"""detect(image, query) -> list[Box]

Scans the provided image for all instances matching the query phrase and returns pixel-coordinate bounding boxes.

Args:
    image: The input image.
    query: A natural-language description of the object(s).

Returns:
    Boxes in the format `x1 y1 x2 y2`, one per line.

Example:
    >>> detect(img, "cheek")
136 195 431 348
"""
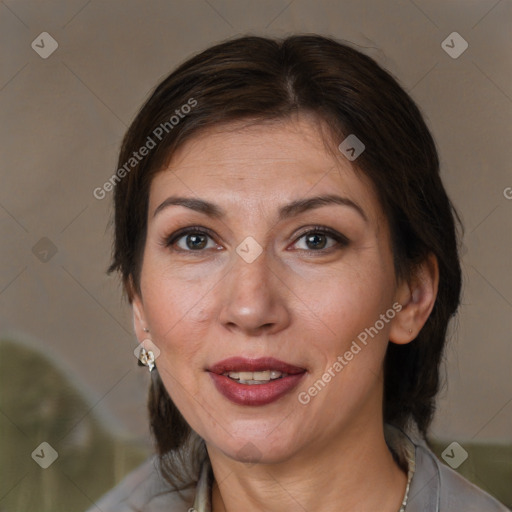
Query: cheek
141 278 206 410
291 261 396 404
293 257 394 337
139 268 208 369
295 269 393 420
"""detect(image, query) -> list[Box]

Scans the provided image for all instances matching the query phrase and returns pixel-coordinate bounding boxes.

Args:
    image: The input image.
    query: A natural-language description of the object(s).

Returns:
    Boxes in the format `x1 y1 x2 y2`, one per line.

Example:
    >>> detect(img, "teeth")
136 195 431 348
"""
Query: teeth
252 371 271 381
224 370 287 383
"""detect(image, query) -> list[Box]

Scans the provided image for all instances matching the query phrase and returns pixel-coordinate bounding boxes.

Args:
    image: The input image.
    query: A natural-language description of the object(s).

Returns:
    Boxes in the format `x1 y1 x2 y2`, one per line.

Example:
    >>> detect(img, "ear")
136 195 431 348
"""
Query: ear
389 253 439 345
129 277 149 342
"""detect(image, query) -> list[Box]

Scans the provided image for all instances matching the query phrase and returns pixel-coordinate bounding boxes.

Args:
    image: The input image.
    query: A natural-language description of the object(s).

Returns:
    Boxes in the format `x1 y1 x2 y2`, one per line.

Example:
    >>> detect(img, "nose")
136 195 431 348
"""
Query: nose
217 247 291 337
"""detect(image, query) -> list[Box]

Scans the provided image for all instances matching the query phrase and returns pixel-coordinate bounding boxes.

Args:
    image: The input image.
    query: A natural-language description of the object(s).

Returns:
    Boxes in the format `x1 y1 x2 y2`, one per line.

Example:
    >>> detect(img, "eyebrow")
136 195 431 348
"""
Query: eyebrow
153 194 368 223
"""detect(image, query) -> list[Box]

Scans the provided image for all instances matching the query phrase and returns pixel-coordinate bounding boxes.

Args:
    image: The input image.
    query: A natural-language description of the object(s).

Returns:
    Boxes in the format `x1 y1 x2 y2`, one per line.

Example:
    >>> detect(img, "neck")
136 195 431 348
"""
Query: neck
208 419 408 512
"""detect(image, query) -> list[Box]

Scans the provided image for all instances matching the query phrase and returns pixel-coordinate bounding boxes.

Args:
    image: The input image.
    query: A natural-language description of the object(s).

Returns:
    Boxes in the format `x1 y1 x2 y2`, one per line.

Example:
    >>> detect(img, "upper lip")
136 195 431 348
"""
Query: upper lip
208 357 306 375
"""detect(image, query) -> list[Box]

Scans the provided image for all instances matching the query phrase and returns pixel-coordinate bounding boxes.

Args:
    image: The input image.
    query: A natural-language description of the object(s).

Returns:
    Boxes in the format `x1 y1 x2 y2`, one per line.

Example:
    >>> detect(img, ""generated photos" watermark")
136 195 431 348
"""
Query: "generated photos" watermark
298 302 403 405
93 97 197 200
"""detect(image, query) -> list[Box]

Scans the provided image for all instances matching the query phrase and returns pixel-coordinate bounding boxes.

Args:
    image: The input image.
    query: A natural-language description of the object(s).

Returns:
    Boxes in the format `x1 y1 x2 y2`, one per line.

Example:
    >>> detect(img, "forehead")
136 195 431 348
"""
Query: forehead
148 116 383 226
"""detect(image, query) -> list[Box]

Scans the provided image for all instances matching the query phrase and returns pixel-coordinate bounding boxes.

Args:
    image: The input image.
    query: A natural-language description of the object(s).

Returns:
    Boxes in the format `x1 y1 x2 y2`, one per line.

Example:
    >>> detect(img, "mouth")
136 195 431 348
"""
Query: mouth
222 369 289 385
207 357 307 405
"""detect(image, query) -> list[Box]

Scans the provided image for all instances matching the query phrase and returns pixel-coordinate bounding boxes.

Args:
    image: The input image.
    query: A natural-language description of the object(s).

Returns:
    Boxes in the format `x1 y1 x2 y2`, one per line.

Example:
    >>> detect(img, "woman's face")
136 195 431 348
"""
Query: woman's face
133 114 408 464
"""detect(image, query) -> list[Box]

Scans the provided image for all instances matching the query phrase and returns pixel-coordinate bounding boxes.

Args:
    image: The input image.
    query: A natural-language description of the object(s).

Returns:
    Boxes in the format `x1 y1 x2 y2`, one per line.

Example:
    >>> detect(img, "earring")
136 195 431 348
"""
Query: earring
143 327 150 333
138 345 156 372
408 329 413 334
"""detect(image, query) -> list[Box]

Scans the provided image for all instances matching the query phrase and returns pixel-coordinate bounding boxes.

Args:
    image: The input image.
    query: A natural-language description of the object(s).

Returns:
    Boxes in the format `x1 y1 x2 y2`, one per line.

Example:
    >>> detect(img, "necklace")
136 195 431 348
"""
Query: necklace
397 455 414 512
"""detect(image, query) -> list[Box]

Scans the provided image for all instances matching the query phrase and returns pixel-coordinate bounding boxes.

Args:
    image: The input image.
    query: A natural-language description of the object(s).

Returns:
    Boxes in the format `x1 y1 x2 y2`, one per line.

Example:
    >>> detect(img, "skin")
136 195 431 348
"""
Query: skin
131 113 439 512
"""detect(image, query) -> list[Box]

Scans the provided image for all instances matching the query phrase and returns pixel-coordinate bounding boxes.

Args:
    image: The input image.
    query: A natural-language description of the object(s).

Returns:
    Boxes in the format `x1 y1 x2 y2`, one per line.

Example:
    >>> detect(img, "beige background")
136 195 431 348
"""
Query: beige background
1 0 511 460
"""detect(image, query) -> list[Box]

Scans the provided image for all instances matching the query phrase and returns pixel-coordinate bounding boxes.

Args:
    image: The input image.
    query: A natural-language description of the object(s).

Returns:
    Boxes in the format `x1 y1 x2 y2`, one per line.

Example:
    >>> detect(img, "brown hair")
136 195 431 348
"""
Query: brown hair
107 34 462 486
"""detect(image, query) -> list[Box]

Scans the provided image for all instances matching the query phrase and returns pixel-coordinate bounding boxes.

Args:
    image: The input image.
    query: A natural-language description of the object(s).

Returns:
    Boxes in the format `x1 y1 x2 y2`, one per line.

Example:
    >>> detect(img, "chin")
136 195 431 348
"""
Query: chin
212 432 301 466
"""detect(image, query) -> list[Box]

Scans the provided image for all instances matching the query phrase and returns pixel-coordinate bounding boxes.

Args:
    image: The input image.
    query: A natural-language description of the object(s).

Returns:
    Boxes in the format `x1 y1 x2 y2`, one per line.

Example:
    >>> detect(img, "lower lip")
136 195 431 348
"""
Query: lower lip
208 372 306 406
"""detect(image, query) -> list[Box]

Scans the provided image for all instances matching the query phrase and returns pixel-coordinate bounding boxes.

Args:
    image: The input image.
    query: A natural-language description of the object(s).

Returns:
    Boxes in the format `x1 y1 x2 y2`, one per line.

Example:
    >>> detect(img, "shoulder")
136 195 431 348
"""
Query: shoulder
410 441 510 511
434 452 511 512
84 456 195 512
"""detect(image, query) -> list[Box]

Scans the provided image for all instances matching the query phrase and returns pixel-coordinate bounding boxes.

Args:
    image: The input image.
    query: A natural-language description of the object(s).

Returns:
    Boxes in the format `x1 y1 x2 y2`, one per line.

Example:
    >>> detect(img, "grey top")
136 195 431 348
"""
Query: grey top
86 425 510 512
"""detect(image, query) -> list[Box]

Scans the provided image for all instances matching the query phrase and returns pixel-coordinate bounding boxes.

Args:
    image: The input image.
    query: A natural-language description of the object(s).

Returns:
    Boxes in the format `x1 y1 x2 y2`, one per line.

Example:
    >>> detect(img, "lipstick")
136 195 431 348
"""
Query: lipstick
207 357 306 406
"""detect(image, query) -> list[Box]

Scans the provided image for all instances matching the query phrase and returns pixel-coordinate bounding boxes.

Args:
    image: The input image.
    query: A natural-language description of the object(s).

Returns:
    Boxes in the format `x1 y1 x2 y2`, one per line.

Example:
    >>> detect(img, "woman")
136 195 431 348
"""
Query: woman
88 35 509 511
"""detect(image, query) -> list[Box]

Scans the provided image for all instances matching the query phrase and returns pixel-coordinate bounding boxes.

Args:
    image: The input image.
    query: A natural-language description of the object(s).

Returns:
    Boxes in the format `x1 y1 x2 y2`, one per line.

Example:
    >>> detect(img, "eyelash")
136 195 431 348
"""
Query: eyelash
162 225 350 254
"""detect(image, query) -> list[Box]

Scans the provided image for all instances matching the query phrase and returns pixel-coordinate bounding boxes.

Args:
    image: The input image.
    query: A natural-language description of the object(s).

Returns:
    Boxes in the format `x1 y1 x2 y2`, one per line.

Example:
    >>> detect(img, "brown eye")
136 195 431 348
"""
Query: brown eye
303 232 329 250
292 227 349 252
165 227 218 252
181 233 209 250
